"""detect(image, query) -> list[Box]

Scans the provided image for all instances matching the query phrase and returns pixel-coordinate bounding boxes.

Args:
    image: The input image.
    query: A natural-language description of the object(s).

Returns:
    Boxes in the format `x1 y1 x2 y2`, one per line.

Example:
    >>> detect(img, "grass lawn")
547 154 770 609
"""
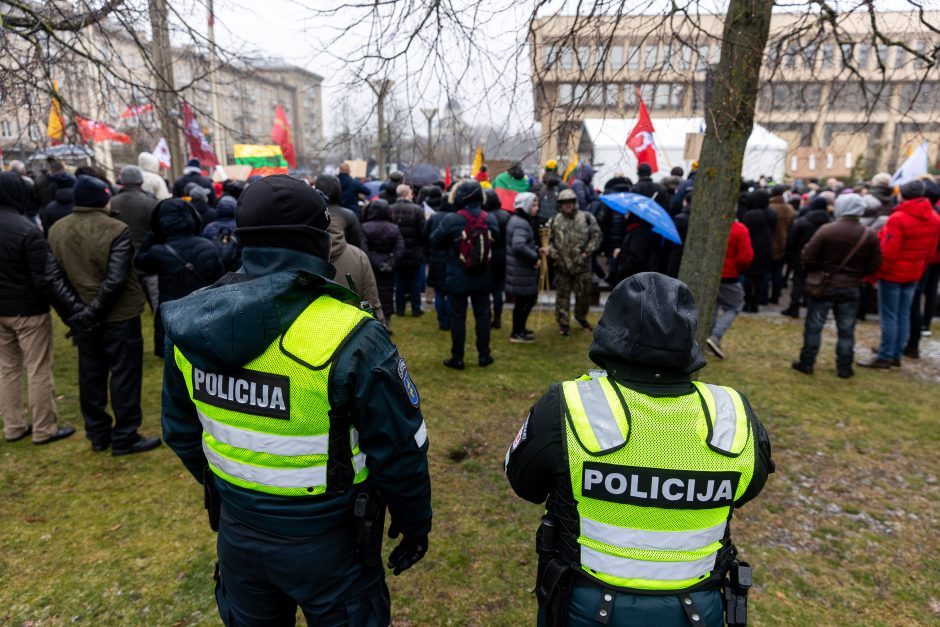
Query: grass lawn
1 306 939 626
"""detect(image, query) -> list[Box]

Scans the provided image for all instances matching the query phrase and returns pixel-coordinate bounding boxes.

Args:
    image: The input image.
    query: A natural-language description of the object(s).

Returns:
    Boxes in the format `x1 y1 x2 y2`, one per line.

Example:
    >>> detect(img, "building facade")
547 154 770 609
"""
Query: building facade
530 11 940 178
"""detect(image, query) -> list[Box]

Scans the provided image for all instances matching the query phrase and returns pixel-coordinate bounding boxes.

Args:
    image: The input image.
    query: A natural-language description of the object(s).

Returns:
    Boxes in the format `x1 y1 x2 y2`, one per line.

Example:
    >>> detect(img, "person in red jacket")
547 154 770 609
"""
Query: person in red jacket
705 220 754 359
859 179 940 369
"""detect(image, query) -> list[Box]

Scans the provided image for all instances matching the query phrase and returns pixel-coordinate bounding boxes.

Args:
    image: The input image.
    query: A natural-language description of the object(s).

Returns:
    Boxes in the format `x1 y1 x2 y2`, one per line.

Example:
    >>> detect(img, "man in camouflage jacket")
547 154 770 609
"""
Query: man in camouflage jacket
546 189 601 335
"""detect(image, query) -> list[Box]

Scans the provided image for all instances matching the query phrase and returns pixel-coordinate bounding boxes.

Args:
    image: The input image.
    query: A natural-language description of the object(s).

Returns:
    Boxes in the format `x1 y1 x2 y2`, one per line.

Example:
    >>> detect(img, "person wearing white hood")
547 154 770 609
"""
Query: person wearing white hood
136 152 171 201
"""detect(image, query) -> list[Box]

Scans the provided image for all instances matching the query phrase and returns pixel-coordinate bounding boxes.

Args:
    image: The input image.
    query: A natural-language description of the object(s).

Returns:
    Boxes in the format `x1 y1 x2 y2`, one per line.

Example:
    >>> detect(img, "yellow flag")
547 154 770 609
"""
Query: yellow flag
471 145 483 177
47 81 64 144
562 151 579 183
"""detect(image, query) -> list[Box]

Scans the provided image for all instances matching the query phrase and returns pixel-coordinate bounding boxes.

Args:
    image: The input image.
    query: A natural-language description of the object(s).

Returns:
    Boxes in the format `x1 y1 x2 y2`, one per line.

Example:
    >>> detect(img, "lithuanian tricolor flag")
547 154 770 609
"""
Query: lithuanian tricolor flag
233 144 289 176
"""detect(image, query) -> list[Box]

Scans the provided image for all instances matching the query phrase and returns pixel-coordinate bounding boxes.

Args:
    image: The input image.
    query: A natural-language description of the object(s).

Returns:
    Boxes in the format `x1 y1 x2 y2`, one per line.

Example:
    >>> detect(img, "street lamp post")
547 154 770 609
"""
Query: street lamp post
421 108 437 162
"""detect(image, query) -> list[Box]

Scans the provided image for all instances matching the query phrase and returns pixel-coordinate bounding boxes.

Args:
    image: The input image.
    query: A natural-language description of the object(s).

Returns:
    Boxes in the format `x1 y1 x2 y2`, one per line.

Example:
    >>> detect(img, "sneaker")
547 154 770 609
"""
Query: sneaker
705 336 725 360
922 328 932 337
509 333 528 343
522 332 536 342
790 360 813 375
575 318 594 331
857 358 893 369
559 325 570 336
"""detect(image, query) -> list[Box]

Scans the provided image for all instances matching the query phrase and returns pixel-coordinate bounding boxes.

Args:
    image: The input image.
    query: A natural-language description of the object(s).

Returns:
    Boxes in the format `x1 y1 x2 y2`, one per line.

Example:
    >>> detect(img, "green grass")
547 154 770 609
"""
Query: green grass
1 308 939 625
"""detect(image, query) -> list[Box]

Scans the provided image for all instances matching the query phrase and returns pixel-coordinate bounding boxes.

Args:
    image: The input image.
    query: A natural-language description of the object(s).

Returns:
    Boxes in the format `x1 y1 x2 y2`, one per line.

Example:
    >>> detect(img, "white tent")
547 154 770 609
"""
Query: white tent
581 117 788 190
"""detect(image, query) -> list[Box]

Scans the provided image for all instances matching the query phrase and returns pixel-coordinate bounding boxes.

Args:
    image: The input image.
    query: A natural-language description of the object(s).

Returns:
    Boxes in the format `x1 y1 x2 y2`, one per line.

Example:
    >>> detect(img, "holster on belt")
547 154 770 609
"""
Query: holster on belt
535 516 574 627
353 488 386 567
203 466 221 532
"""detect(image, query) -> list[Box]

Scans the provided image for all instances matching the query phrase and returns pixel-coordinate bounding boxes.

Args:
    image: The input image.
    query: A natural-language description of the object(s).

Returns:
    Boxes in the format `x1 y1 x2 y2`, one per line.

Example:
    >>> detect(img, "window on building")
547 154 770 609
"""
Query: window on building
574 83 587 103
670 84 686 108
876 44 888 68
611 45 624 70
661 44 672 68
653 84 670 108
821 44 834 69
679 46 693 71
561 47 573 70
785 44 798 69
695 44 710 72
623 83 638 107
545 44 556 67
900 82 938 112
644 45 658 70
588 85 604 106
915 40 926 69
640 83 654 106
856 43 869 69
840 43 853 66
606 84 620 106
558 83 573 105
28 124 42 141
895 46 906 69
802 45 817 70
627 45 640 71
577 46 591 69
0 120 12 138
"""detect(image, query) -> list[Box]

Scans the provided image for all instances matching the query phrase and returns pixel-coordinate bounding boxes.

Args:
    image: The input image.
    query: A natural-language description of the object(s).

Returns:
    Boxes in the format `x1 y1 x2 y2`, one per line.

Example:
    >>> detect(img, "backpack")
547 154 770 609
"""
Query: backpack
456 209 493 271
211 226 242 271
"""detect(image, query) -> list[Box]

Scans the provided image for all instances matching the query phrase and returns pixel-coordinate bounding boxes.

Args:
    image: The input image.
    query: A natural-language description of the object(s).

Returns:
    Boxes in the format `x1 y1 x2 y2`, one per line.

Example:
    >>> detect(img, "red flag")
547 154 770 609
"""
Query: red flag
444 165 452 189
75 116 131 144
626 95 657 174
121 103 153 118
271 104 297 169
181 101 219 167
494 187 517 211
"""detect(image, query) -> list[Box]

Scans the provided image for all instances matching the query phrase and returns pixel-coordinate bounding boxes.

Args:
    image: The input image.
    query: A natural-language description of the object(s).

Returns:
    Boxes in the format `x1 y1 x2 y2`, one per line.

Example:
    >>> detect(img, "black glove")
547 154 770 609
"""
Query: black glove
66 305 99 335
386 522 428 576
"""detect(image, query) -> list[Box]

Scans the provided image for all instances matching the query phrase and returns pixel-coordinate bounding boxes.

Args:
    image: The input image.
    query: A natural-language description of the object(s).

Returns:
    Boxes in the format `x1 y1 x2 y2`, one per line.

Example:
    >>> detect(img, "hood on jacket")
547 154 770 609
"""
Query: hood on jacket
746 190 770 210
577 164 595 184
604 176 632 193
151 197 202 239
52 172 76 190
895 196 938 221
138 152 160 174
162 248 355 372
363 199 391 222
328 222 347 262
0 171 30 213
54 187 75 205
588 272 706 378
513 192 537 215
216 195 237 218
418 185 443 210
483 189 501 211
315 174 342 205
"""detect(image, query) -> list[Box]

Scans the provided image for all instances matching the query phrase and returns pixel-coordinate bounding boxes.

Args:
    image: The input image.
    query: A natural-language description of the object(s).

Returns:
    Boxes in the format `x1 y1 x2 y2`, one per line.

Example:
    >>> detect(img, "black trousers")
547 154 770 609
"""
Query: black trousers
448 291 491 359
74 317 144 448
512 294 537 335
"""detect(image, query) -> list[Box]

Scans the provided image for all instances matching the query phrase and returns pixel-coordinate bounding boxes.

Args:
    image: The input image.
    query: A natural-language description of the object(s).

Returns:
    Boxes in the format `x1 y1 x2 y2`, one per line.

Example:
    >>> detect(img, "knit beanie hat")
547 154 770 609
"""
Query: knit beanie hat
235 174 331 258
73 175 111 208
454 180 483 208
120 166 143 186
833 193 866 218
900 179 925 200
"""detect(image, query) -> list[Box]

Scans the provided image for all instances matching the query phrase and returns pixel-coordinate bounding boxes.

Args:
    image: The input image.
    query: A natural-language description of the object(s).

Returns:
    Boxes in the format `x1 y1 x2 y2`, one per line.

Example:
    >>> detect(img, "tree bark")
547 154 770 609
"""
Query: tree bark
148 0 184 181
679 0 774 350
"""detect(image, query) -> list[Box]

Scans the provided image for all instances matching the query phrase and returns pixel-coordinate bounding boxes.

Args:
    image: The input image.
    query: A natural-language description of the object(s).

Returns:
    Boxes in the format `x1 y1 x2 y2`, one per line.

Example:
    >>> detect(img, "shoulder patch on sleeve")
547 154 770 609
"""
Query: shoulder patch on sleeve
397 357 420 408
511 413 531 452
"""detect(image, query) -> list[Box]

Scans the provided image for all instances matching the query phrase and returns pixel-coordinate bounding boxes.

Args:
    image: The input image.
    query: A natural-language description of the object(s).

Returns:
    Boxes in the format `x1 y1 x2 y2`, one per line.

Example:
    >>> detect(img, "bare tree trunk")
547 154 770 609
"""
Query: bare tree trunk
149 0 184 181
679 0 774 349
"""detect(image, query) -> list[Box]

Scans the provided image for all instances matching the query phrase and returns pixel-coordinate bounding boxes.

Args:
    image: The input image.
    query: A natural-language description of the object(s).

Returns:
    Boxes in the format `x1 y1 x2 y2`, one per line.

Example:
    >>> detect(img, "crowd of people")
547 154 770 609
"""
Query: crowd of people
1 154 938 453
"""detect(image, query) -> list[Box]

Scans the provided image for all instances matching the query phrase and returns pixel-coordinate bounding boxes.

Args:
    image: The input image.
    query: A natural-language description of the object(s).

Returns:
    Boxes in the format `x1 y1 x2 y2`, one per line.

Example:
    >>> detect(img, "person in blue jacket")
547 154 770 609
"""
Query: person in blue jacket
160 175 431 626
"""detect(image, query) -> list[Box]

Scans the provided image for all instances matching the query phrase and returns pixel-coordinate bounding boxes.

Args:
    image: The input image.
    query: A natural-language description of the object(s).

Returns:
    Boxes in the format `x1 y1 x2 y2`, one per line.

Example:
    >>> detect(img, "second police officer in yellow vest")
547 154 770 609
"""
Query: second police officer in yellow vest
506 273 774 627
161 176 431 626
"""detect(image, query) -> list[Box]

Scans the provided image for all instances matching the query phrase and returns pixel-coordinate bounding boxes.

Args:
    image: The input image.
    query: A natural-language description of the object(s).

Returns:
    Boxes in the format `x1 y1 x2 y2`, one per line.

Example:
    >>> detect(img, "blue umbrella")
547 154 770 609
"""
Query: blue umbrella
600 192 682 245
363 180 383 197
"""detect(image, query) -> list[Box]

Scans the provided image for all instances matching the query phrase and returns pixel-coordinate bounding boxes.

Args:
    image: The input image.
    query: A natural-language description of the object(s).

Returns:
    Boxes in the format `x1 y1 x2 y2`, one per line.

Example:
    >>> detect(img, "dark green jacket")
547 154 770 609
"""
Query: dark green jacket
48 205 146 323
160 246 432 538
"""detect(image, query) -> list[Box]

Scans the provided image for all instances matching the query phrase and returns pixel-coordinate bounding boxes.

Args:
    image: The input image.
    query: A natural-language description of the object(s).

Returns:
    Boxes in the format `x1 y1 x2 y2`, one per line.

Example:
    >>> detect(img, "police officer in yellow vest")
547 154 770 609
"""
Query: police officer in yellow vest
160 175 431 626
506 273 774 627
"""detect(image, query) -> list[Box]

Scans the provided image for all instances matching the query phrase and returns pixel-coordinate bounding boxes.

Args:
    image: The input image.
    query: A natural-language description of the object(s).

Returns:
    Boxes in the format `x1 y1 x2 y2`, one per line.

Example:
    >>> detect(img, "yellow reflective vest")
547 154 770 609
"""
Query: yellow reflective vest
561 372 755 591
175 295 372 497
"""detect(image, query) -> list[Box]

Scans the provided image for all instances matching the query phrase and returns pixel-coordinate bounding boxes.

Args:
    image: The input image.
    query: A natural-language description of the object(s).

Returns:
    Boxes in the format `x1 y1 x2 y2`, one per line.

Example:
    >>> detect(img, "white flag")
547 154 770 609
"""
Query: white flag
153 137 172 170
891 141 929 186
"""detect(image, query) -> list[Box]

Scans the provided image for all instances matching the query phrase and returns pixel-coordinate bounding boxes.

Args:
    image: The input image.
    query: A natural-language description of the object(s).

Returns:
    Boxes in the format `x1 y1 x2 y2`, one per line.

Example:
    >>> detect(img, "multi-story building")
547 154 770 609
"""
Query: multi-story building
0 28 325 174
530 10 940 177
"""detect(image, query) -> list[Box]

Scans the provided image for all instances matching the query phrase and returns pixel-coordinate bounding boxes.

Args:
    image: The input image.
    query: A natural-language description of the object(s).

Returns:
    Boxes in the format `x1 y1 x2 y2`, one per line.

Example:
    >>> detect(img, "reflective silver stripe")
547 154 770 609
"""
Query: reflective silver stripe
353 451 368 474
198 410 328 456
575 379 624 450
703 384 737 452
414 420 428 448
203 441 327 488
581 546 716 582
581 517 727 552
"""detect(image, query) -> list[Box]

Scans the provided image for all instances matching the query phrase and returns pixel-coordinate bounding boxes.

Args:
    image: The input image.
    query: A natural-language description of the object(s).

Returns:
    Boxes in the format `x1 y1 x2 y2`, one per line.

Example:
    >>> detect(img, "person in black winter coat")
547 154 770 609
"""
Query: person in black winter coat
0 171 85 444
631 163 669 210
185 183 217 225
39 172 76 235
599 175 631 279
360 199 405 329
135 198 224 355
430 180 499 369
389 185 427 317
202 196 242 272
422 186 451 330
505 192 541 341
537 173 567 225
782 196 832 317
484 188 512 329
740 190 777 312
313 174 362 249
666 196 692 277
172 159 217 206
611 213 663 287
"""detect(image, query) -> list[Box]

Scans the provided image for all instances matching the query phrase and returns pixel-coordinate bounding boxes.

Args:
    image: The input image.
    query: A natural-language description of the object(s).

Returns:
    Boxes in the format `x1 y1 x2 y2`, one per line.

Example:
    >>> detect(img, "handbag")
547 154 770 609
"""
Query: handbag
803 229 870 299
